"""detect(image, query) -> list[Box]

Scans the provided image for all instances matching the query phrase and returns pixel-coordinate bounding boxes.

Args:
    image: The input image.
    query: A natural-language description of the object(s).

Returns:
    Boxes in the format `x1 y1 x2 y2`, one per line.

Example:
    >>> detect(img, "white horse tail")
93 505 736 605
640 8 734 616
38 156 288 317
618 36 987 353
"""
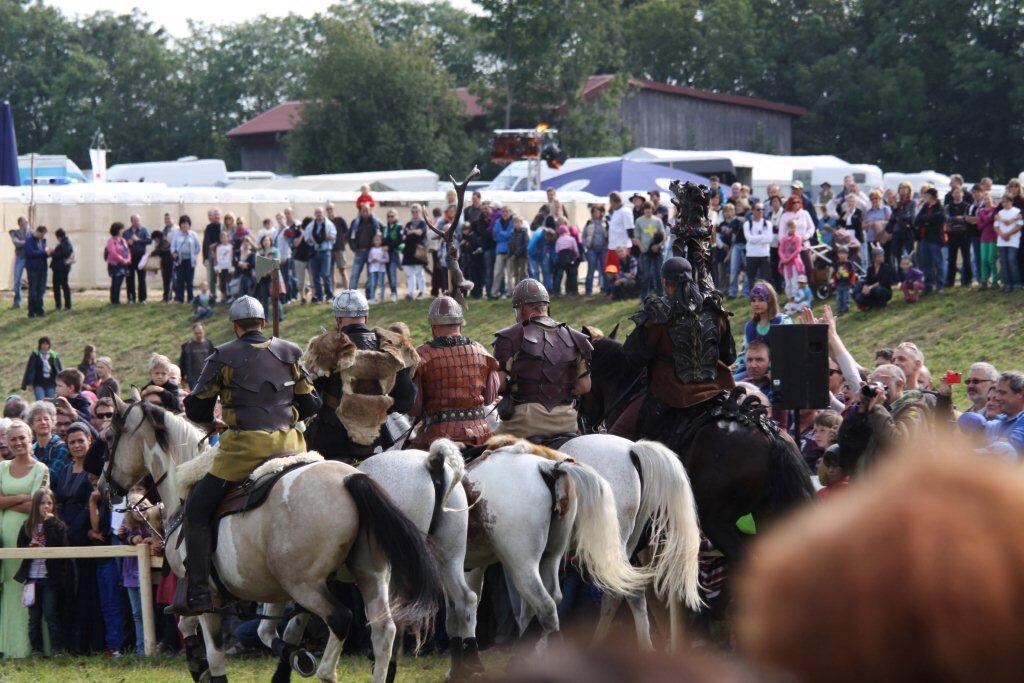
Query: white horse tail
428 438 466 509
559 461 650 597
631 440 704 611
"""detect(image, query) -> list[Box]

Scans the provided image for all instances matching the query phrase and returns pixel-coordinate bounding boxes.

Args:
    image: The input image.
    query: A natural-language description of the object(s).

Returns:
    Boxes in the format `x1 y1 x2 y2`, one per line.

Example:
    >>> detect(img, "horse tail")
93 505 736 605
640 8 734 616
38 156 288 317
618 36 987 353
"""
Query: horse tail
343 473 442 627
559 461 650 597
766 431 815 517
428 438 466 509
630 440 704 611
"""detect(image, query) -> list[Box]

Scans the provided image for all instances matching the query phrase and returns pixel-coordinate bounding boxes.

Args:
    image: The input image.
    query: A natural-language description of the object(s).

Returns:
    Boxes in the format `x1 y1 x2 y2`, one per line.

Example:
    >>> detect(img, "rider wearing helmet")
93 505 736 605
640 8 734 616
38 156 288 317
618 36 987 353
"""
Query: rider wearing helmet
176 295 319 615
304 289 418 462
410 295 500 449
492 278 593 441
610 257 735 439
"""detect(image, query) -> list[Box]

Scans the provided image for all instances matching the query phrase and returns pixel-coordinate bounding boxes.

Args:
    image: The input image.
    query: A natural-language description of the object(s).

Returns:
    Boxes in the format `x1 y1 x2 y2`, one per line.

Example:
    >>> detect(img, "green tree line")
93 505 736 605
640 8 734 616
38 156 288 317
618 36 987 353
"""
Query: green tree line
2 0 1022 179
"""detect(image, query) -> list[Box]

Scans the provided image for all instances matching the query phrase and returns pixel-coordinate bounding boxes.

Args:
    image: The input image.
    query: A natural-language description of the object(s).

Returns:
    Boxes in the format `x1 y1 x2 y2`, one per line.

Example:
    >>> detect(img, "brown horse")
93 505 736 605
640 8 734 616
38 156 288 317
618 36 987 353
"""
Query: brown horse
578 334 814 564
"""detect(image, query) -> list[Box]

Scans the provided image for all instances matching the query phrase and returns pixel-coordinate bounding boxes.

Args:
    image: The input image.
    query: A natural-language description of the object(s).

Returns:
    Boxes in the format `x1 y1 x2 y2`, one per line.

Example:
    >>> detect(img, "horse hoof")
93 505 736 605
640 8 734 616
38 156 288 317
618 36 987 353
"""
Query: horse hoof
291 649 318 678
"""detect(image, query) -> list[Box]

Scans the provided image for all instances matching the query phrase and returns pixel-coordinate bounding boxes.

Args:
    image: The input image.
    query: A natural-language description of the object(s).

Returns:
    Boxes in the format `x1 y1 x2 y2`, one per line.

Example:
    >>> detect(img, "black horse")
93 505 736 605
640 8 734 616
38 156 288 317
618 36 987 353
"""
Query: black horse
579 331 814 563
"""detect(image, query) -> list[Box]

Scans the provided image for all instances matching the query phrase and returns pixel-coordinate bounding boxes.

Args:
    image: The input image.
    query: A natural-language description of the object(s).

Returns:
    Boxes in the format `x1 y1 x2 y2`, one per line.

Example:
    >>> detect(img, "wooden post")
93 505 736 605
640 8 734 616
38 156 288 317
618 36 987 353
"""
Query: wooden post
137 543 156 655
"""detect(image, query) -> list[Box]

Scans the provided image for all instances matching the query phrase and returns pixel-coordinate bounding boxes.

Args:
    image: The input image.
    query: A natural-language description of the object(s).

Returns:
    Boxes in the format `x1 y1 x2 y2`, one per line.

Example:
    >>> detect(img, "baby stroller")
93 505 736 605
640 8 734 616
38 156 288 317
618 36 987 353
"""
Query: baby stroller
807 242 866 301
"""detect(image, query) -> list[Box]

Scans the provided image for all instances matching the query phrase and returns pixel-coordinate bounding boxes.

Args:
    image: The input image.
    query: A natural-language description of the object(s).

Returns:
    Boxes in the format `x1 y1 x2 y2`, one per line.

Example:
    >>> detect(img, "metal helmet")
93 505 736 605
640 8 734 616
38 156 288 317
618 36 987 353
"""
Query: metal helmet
661 256 693 283
511 278 550 308
229 295 265 321
332 289 369 319
427 295 464 326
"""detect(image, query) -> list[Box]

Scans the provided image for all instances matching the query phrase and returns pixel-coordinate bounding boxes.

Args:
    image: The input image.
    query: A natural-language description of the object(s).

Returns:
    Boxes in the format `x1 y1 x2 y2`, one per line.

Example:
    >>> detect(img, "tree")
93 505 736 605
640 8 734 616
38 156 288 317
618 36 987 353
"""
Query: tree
287 18 474 175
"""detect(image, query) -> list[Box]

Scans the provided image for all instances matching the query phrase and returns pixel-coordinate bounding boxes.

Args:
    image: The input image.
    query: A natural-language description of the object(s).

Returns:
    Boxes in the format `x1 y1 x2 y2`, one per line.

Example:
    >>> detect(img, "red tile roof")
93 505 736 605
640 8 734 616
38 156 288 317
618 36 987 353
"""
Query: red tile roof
583 75 807 117
226 77 805 138
226 101 304 138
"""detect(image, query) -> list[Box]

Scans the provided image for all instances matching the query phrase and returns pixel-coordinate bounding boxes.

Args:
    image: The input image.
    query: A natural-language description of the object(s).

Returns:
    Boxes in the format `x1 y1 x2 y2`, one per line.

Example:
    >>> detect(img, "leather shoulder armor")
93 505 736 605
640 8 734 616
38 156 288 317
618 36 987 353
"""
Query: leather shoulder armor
268 337 302 364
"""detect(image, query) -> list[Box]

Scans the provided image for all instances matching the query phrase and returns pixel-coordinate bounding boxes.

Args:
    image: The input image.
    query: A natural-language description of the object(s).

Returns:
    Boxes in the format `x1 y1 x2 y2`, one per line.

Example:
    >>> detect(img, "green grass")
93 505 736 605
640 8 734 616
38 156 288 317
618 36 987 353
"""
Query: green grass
1 287 1020 410
0 653 452 682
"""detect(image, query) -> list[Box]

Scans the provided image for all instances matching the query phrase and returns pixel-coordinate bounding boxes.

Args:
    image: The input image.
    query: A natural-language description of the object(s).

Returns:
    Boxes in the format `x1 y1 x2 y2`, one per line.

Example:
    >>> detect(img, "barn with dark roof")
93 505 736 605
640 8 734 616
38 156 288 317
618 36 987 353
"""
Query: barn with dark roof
226 78 804 173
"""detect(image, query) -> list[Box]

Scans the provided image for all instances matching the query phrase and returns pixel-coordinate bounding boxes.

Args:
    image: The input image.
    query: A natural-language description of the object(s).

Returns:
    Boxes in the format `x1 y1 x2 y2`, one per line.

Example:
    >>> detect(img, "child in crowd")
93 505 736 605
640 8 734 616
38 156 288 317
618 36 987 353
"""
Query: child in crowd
367 234 389 303
995 193 1022 291
214 232 233 301
117 490 155 655
832 246 856 314
554 223 580 296
977 192 999 289
609 246 638 300
817 447 851 499
803 410 842 471
16 487 68 656
55 368 91 420
142 353 181 411
777 219 805 298
783 273 813 316
507 216 530 286
355 184 376 211
899 255 925 303
191 282 214 321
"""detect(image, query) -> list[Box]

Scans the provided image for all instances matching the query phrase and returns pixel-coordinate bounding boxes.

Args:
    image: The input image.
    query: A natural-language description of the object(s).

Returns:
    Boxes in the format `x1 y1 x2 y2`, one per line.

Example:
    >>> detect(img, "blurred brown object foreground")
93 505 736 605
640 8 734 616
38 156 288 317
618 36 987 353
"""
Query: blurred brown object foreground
737 435 1024 683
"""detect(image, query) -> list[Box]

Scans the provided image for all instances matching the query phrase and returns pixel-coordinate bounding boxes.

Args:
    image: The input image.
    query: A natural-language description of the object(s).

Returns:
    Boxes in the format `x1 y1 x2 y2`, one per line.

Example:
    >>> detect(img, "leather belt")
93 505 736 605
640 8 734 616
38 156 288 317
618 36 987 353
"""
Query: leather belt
424 406 487 424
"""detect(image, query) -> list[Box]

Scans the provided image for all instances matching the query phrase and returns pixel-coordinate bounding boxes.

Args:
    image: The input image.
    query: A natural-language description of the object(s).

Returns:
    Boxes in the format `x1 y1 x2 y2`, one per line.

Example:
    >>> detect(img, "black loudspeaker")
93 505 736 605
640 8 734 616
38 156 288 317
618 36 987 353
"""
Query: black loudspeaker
767 324 830 409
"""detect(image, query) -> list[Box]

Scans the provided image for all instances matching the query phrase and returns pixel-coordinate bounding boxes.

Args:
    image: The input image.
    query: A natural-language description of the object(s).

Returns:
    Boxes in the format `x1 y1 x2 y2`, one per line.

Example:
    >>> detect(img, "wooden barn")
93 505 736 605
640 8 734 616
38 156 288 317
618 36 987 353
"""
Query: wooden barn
227 77 804 173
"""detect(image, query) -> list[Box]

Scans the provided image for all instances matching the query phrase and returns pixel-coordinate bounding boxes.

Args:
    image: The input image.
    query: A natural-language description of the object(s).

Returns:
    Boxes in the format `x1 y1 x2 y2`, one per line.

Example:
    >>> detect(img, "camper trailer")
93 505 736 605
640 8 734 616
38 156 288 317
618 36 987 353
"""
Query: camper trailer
106 157 229 186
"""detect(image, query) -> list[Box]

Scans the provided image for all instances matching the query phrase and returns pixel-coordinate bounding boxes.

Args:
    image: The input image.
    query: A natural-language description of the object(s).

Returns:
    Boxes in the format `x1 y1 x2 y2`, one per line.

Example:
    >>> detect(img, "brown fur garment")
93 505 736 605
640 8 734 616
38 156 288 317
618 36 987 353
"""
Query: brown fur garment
302 328 356 376
484 436 575 463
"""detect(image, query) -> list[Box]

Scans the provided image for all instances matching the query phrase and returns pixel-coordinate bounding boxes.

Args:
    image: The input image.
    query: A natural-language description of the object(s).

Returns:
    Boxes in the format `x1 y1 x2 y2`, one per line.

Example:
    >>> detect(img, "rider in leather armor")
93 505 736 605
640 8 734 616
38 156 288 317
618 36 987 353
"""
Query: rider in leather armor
492 278 593 441
410 296 500 449
176 296 320 615
610 257 736 439
305 289 418 462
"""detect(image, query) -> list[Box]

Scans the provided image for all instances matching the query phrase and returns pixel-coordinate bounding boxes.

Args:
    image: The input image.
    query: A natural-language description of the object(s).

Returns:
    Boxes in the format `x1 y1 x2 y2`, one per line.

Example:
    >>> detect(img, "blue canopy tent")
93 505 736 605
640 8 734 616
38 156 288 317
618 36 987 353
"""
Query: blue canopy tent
542 159 708 196
1 101 20 187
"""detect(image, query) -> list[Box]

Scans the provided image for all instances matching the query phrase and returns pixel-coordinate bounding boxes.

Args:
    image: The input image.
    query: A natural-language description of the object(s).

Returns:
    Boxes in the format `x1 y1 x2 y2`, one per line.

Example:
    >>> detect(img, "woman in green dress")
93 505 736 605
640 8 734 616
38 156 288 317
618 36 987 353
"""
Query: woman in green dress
0 419 49 659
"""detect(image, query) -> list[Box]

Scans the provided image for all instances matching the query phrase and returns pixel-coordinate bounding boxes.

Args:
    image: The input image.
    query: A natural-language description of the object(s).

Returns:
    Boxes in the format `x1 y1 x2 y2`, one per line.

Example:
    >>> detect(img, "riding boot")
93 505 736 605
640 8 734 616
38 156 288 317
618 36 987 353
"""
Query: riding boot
172 474 226 616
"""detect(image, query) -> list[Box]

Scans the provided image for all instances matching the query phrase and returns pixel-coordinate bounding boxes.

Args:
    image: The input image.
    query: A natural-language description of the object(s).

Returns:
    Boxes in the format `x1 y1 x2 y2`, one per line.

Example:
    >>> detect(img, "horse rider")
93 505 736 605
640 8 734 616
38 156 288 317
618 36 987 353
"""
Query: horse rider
175 295 320 615
492 278 593 445
304 289 418 462
409 295 500 449
609 256 735 441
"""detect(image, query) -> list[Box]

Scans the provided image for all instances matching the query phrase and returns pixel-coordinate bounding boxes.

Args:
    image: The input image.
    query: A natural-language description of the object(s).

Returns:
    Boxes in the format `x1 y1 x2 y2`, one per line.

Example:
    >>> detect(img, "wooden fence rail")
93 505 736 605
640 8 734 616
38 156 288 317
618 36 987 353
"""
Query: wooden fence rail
0 544 157 655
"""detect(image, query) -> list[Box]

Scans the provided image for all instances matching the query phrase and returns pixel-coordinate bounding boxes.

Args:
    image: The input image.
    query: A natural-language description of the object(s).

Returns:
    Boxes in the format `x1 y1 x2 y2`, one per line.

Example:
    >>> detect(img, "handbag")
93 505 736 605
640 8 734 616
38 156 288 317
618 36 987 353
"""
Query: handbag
22 581 35 607
414 243 429 264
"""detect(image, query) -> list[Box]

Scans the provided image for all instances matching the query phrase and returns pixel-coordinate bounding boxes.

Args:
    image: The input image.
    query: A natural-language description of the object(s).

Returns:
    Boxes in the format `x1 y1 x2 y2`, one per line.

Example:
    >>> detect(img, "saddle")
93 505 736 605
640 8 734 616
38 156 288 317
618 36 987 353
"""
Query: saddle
167 452 323 544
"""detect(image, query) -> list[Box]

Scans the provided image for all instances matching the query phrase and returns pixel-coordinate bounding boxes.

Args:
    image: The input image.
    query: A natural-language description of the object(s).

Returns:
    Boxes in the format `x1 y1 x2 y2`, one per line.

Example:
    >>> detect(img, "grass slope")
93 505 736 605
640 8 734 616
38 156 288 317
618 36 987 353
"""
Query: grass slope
0 653 451 682
0 288 1020 408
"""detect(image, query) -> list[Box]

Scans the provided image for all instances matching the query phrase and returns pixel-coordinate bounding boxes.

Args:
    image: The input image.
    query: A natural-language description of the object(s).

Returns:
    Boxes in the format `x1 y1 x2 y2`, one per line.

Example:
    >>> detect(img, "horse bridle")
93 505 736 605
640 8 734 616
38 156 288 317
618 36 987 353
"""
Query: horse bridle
103 401 167 505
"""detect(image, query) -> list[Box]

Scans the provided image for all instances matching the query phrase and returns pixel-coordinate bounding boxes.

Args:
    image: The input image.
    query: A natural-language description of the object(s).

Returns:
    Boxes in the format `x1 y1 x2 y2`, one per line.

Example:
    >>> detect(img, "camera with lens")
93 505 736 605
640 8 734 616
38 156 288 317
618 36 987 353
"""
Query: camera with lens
861 384 879 399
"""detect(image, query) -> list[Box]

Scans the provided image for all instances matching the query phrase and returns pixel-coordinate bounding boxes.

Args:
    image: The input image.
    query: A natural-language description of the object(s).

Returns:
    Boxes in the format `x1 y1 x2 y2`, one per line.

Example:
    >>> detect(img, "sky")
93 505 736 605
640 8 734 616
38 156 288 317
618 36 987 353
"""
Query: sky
44 0 479 36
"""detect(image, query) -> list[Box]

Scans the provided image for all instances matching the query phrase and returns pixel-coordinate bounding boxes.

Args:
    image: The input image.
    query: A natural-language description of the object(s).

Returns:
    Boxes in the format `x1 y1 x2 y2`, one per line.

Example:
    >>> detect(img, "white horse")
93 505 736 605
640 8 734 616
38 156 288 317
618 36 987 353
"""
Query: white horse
462 439 649 653
99 397 441 683
558 434 702 650
357 441 480 681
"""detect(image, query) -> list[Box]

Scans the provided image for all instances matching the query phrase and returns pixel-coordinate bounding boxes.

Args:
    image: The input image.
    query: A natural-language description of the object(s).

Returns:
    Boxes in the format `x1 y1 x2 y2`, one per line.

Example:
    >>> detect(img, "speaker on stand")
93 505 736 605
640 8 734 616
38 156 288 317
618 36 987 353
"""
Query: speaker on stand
767 324 831 441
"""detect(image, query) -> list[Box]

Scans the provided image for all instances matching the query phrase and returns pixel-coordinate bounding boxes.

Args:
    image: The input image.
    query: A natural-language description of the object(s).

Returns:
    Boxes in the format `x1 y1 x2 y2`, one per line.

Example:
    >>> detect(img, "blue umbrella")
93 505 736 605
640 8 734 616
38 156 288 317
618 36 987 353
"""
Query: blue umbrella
542 159 707 196
1 100 19 187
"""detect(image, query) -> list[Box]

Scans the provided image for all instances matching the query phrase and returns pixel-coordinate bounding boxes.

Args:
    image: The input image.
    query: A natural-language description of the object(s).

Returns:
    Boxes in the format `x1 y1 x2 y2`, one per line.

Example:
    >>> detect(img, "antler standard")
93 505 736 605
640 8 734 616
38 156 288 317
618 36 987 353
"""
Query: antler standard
427 166 480 306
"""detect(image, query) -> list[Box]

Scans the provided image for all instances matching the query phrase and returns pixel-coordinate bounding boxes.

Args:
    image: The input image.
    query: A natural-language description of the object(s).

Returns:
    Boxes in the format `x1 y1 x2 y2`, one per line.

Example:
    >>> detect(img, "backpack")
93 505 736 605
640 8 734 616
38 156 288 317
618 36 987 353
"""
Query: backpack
557 248 576 269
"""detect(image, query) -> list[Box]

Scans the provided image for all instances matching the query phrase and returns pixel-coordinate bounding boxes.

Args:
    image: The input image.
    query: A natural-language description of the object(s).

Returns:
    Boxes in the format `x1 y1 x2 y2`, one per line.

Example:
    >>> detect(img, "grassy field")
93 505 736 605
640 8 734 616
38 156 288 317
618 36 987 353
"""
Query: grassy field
0 287 1020 407
0 653 454 682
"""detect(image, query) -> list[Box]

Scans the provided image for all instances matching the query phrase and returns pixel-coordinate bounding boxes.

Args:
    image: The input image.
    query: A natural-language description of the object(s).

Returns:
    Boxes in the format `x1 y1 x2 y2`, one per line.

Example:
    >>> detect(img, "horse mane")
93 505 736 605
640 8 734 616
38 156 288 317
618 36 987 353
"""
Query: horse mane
136 401 206 465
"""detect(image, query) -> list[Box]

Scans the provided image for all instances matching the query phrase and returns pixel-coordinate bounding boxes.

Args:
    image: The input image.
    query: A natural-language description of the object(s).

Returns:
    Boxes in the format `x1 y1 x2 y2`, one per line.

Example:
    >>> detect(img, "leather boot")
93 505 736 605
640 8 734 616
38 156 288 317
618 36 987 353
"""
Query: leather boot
170 520 216 616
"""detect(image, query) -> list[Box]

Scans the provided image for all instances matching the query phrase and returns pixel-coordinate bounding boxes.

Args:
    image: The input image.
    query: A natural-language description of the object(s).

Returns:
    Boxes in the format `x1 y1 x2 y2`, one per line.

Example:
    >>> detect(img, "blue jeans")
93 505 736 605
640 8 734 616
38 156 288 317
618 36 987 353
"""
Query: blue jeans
27 266 46 316
33 385 55 400
350 249 369 292
970 236 981 282
640 252 663 298
998 246 1021 288
918 242 944 292
585 248 606 294
728 243 748 297
174 260 195 302
483 249 496 297
368 271 386 299
835 282 851 313
279 258 294 302
12 256 25 306
528 256 541 281
96 558 124 652
309 250 334 301
126 587 144 654
386 251 400 295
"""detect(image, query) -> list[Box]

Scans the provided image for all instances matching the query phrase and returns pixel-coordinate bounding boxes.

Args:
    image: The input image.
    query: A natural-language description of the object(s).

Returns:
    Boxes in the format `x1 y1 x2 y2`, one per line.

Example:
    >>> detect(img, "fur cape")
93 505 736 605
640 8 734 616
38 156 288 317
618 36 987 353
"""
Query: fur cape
302 323 420 445
176 448 325 491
